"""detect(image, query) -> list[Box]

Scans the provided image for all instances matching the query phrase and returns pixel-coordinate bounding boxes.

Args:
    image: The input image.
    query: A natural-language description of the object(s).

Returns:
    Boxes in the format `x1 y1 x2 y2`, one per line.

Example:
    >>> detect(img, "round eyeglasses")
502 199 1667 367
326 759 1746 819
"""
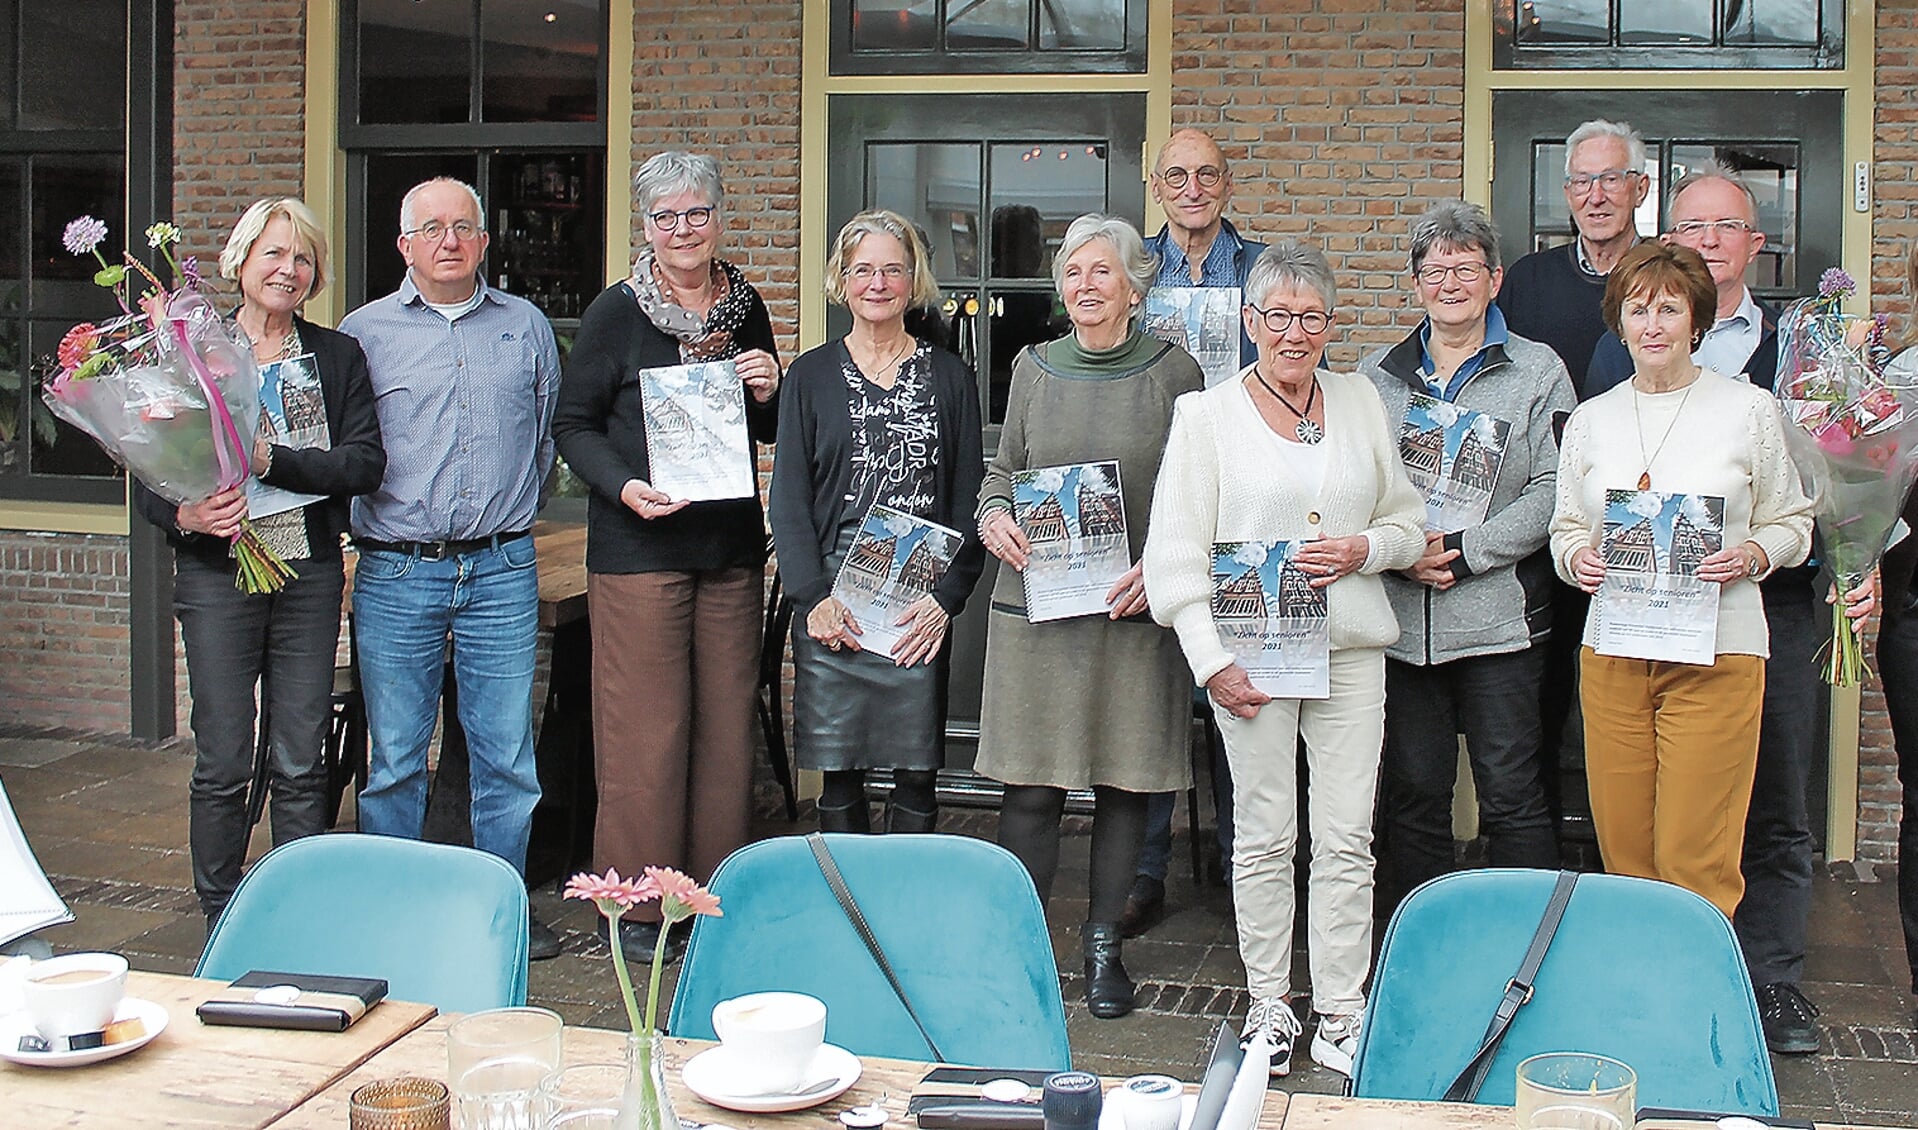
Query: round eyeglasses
1669 219 1757 239
1157 165 1224 191
1247 304 1331 335
647 206 716 231
403 220 481 243
1563 169 1641 196
844 264 910 283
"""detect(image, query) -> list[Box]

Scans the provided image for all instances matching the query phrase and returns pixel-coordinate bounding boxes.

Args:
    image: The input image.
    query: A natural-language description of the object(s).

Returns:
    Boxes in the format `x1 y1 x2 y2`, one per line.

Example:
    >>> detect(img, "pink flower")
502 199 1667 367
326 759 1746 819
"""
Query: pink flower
1813 419 1856 457
564 867 661 912
645 865 723 921
57 323 98 372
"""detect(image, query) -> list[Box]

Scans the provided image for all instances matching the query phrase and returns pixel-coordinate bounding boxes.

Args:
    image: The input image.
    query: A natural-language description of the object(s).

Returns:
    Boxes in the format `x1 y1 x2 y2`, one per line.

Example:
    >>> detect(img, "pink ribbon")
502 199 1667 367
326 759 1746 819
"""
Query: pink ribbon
170 318 248 492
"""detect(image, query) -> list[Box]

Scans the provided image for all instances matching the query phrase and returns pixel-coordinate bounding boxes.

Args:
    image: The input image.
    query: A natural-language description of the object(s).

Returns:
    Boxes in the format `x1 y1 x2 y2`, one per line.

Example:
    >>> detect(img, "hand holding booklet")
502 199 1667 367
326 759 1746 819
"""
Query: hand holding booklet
1012 461 1130 622
1593 488 1724 665
831 505 964 661
637 359 755 502
1211 539 1329 699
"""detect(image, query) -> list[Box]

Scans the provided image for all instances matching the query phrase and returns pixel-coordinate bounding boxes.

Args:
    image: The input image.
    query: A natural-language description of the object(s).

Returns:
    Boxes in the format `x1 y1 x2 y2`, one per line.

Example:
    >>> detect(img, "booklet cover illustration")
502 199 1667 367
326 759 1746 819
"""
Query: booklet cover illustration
1012 461 1130 622
246 353 331 518
1142 286 1242 389
1398 392 1510 532
1595 489 1725 664
638 359 754 502
1210 539 1330 699
832 505 964 661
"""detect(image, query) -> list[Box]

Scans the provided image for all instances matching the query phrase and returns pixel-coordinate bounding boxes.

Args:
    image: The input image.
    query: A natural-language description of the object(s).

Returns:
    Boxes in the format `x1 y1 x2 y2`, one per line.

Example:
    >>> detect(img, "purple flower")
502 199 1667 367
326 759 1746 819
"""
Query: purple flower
180 255 202 292
61 216 108 257
1819 267 1856 299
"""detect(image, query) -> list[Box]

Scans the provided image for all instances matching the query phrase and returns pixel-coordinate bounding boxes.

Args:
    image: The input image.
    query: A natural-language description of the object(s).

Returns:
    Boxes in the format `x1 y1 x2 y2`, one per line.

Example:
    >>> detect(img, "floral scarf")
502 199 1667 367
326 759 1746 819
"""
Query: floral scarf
627 246 754 361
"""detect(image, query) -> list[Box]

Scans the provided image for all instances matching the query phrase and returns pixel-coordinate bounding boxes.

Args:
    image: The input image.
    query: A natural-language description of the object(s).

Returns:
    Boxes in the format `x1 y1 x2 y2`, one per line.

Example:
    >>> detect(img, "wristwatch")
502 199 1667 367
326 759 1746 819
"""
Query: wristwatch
1743 545 1763 579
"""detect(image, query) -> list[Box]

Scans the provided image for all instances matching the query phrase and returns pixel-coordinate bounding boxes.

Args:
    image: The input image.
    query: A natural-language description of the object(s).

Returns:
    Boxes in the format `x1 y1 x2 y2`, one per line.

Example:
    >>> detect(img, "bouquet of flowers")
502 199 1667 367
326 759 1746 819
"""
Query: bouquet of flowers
42 217 294 593
1774 268 1918 685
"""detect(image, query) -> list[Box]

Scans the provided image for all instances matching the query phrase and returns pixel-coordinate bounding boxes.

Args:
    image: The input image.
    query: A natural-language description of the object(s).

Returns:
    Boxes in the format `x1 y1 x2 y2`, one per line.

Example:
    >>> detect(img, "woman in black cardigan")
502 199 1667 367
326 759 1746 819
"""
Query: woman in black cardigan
768 209 986 834
134 197 384 926
552 151 781 963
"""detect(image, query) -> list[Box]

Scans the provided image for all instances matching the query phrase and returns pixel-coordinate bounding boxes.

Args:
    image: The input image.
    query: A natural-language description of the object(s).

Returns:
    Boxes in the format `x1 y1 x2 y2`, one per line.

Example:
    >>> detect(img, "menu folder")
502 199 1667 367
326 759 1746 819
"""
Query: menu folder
195 970 388 1032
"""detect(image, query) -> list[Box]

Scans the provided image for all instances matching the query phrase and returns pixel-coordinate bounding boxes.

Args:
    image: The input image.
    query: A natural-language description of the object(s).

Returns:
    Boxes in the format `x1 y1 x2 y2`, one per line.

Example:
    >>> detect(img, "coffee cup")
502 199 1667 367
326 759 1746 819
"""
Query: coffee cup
21 952 128 1040
1117 1075 1184 1130
710 991 827 1096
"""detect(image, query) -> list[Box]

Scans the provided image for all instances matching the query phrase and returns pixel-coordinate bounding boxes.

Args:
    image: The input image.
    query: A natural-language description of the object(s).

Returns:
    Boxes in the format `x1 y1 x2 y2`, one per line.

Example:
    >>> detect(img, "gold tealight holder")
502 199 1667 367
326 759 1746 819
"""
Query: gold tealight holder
349 1076 451 1130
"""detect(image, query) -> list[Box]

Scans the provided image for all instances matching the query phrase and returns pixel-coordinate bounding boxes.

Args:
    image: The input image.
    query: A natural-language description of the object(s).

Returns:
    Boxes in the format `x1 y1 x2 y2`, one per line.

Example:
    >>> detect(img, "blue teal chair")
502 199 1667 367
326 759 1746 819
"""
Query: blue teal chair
1350 869 1778 1115
668 834 1070 1069
196 834 529 1012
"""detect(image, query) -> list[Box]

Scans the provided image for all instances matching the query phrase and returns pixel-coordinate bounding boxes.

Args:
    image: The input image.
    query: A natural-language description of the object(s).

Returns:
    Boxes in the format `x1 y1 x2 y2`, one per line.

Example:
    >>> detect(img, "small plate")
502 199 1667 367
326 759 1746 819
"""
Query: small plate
0 996 170 1068
683 1042 862 1113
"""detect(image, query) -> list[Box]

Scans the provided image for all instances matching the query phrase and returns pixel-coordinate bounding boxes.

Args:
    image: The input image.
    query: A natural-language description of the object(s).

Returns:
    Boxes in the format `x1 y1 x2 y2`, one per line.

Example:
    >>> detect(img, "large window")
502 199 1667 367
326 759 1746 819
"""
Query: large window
1495 0 1843 69
831 0 1147 74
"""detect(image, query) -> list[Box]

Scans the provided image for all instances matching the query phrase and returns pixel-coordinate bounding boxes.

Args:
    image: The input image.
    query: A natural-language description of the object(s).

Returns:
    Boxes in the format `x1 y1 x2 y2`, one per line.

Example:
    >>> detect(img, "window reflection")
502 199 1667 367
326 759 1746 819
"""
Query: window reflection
482 0 600 122
866 143 982 279
359 0 474 124
947 0 1026 51
1529 142 1660 255
19 0 124 131
1670 143 1799 290
988 143 1107 279
1514 0 1606 44
1724 0 1820 45
851 0 938 51
1040 0 1125 50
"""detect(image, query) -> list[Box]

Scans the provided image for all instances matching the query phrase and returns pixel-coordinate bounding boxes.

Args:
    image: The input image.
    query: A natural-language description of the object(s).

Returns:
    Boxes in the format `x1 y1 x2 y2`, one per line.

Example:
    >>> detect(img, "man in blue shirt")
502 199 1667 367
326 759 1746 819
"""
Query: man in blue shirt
340 177 563 958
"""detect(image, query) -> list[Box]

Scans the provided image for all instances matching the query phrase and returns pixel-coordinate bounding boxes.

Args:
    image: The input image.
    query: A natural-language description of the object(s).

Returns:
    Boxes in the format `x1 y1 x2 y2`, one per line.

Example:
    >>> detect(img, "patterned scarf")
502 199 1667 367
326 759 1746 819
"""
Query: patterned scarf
627 246 753 361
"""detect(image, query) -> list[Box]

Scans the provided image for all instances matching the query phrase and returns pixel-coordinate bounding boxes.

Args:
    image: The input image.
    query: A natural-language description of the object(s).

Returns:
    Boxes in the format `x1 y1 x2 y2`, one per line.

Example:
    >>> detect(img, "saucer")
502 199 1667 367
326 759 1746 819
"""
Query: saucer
0 996 169 1068
682 1042 862 1112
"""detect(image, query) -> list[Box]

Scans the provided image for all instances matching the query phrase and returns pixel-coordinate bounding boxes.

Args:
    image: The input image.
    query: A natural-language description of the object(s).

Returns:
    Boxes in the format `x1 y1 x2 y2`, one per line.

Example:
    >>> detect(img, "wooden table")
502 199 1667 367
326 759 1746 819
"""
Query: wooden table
269 1018 1293 1130
1279 1092 1896 1130
3 971 435 1129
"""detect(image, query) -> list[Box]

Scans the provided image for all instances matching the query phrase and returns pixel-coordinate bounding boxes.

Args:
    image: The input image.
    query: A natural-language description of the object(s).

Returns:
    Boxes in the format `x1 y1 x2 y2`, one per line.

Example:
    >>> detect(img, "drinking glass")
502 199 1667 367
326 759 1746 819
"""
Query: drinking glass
535 1062 627 1129
447 1007 565 1130
1514 1052 1636 1130
350 1077 452 1130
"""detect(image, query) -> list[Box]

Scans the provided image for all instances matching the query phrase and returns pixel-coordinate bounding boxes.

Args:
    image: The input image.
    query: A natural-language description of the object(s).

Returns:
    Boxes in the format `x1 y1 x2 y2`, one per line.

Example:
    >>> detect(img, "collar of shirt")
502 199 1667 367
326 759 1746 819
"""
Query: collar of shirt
1693 286 1763 380
398 272 502 320
1154 218 1244 288
1418 303 1509 401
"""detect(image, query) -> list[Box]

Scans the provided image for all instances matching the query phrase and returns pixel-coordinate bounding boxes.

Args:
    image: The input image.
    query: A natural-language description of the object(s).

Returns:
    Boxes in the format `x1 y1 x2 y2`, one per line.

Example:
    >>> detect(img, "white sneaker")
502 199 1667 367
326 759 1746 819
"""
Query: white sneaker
1311 1011 1362 1076
1241 997 1303 1077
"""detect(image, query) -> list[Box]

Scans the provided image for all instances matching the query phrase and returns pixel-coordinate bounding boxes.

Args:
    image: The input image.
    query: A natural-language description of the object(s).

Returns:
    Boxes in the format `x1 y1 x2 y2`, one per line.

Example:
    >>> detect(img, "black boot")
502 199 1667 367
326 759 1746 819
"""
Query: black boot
817 798 871 833
1081 922 1135 1019
885 803 938 834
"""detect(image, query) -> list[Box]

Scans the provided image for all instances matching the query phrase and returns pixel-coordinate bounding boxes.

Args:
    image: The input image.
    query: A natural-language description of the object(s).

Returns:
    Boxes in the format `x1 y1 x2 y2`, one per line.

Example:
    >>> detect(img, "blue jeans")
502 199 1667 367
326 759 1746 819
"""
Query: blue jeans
353 537 541 874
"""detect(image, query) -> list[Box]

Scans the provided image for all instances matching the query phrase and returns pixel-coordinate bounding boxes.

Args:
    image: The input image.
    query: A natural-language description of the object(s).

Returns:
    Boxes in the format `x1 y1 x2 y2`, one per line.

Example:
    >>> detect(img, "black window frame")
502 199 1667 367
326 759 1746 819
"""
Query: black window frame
1493 0 1845 70
830 0 1148 76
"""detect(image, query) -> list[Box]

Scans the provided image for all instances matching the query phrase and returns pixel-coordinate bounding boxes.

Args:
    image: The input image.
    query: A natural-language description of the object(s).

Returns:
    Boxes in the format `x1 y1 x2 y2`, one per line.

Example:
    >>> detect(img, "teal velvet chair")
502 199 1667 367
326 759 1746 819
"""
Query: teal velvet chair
1350 869 1778 1115
668 834 1071 1069
196 834 529 1013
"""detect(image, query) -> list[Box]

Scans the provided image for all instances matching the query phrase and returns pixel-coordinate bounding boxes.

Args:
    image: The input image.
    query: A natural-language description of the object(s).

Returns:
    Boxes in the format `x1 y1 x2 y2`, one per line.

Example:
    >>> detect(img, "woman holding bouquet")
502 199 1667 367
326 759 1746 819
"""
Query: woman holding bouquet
767 210 985 836
133 197 385 927
1549 242 1811 918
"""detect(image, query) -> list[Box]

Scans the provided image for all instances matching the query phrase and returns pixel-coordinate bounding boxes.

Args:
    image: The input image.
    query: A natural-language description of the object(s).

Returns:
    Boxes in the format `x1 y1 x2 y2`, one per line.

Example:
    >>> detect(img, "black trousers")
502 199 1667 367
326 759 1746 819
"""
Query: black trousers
1875 597 1918 993
175 554 345 920
1732 590 1821 987
1377 646 1556 916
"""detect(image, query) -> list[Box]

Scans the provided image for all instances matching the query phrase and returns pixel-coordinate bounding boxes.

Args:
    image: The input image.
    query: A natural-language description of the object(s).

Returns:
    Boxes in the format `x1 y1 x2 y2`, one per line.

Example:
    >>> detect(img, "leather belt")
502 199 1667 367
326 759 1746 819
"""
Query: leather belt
353 529 531 561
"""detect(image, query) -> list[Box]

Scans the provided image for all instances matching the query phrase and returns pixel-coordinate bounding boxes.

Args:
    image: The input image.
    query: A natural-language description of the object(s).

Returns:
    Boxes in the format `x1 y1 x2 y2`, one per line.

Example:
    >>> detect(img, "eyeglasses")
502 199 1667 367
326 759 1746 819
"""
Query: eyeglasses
844 264 910 283
647 206 716 231
1563 169 1642 196
1669 218 1757 239
1247 303 1331 335
1157 165 1225 191
403 220 481 243
1415 261 1490 286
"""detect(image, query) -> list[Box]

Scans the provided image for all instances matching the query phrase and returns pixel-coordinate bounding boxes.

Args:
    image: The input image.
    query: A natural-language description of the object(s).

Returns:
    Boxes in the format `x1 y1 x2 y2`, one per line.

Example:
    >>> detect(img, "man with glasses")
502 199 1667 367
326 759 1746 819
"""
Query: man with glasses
1127 128 1270 937
340 176 565 959
1584 168 1824 1055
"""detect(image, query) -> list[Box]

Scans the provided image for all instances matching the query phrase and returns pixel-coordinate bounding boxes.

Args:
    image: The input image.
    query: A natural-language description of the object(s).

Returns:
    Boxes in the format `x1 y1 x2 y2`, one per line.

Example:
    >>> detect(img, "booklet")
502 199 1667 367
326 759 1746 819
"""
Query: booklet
245 353 331 519
831 505 965 661
1012 461 1130 622
1399 392 1511 532
1142 286 1242 389
1210 539 1330 699
1593 489 1724 665
0 779 72 946
637 359 754 503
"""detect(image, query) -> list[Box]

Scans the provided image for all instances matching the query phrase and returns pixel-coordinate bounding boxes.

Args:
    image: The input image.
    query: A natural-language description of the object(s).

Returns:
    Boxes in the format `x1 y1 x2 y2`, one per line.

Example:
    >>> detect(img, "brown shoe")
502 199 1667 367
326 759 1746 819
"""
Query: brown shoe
1118 875 1165 938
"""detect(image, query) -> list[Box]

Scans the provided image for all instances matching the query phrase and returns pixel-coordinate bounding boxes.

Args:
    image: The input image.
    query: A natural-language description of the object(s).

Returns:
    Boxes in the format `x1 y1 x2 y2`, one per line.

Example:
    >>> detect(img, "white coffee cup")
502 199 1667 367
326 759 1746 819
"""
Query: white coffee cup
1118 1074 1184 1130
710 991 827 1095
21 952 128 1040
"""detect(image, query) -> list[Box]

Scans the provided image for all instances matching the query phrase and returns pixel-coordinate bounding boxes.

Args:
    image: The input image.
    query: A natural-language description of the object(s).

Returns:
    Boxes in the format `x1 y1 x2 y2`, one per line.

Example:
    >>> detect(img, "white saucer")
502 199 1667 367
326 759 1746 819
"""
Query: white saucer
0 996 169 1068
682 1042 862 1112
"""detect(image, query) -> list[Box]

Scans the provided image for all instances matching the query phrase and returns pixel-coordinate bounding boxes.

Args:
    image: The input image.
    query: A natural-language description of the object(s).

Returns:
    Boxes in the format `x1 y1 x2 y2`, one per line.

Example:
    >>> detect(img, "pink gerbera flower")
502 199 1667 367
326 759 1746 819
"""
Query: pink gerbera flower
57 323 99 372
644 865 723 921
563 867 661 911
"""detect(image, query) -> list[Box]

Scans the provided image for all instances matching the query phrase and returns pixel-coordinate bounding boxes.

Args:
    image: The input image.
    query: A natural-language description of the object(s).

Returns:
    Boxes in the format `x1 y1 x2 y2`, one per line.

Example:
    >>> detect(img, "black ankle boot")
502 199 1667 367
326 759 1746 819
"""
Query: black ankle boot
817 798 870 833
1081 922 1135 1019
885 803 938 834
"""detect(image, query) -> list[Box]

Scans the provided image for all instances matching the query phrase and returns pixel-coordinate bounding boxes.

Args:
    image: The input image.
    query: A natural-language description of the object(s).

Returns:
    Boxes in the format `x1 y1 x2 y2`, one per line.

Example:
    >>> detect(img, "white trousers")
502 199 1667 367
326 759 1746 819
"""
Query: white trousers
1214 646 1385 1016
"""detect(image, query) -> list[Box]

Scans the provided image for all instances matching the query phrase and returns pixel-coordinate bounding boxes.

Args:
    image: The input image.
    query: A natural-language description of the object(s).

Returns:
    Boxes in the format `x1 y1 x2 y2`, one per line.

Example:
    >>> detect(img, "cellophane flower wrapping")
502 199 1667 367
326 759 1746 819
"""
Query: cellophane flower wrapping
1774 295 1918 685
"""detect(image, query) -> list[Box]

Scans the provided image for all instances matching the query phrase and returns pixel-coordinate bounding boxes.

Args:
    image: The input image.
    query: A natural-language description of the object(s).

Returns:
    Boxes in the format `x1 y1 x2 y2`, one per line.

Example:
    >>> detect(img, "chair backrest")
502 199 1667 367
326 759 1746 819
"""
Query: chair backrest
1350 869 1778 1115
667 834 1071 1070
195 834 529 1013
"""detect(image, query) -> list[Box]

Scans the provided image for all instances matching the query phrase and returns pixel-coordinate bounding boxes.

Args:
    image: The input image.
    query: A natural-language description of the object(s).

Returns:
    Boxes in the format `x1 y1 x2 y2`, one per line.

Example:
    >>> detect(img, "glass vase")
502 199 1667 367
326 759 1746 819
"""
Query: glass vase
625 1031 679 1130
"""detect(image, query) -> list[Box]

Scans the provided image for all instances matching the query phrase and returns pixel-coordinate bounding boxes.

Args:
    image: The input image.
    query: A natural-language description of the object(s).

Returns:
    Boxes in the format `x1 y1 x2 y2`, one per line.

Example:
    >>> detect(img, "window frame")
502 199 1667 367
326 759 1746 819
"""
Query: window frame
1492 0 1845 71
828 0 1148 76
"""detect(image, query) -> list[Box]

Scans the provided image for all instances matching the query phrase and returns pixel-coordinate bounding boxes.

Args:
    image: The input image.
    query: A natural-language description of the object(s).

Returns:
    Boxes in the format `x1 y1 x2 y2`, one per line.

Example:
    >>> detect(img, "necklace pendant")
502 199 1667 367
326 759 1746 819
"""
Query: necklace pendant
1637 471 1652 492
1295 418 1324 445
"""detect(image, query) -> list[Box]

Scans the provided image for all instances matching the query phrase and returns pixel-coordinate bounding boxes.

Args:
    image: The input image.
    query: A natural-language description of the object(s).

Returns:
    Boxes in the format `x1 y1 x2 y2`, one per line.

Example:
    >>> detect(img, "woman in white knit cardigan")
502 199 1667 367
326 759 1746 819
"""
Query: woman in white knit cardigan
1144 242 1424 1077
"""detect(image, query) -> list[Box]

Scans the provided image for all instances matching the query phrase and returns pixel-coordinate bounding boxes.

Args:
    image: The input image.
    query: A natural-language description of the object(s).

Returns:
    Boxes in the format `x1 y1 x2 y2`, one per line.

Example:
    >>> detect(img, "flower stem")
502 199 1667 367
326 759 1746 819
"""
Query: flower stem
643 914 672 1035
606 908 646 1035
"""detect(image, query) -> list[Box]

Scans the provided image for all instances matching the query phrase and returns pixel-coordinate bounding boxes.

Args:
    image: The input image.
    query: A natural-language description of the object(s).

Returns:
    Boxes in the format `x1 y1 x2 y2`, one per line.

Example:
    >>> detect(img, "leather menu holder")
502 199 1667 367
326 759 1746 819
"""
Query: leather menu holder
195 971 389 1032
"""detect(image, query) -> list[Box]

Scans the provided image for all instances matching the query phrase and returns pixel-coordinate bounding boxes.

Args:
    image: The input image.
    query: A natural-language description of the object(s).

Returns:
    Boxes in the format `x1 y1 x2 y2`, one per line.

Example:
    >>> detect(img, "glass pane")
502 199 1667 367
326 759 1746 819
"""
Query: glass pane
987 142 1107 280
866 143 982 280
359 0 473 124
1039 0 1124 50
947 0 1028 51
851 0 938 50
1723 0 1820 46
987 290 1067 423
28 154 123 478
0 0 17 126
1618 0 1711 44
363 153 483 302
1513 0 1607 45
482 0 600 122
0 162 20 471
1669 142 1799 292
29 318 119 477
19 0 125 131
1530 142 1661 255
489 151 603 320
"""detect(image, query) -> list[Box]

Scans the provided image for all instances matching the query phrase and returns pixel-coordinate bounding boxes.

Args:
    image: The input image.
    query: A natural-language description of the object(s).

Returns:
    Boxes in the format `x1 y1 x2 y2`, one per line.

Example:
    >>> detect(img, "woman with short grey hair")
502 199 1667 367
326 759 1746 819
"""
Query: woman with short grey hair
975 213 1202 1021
552 150 781 965
1144 239 1426 1076
1358 200 1575 930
